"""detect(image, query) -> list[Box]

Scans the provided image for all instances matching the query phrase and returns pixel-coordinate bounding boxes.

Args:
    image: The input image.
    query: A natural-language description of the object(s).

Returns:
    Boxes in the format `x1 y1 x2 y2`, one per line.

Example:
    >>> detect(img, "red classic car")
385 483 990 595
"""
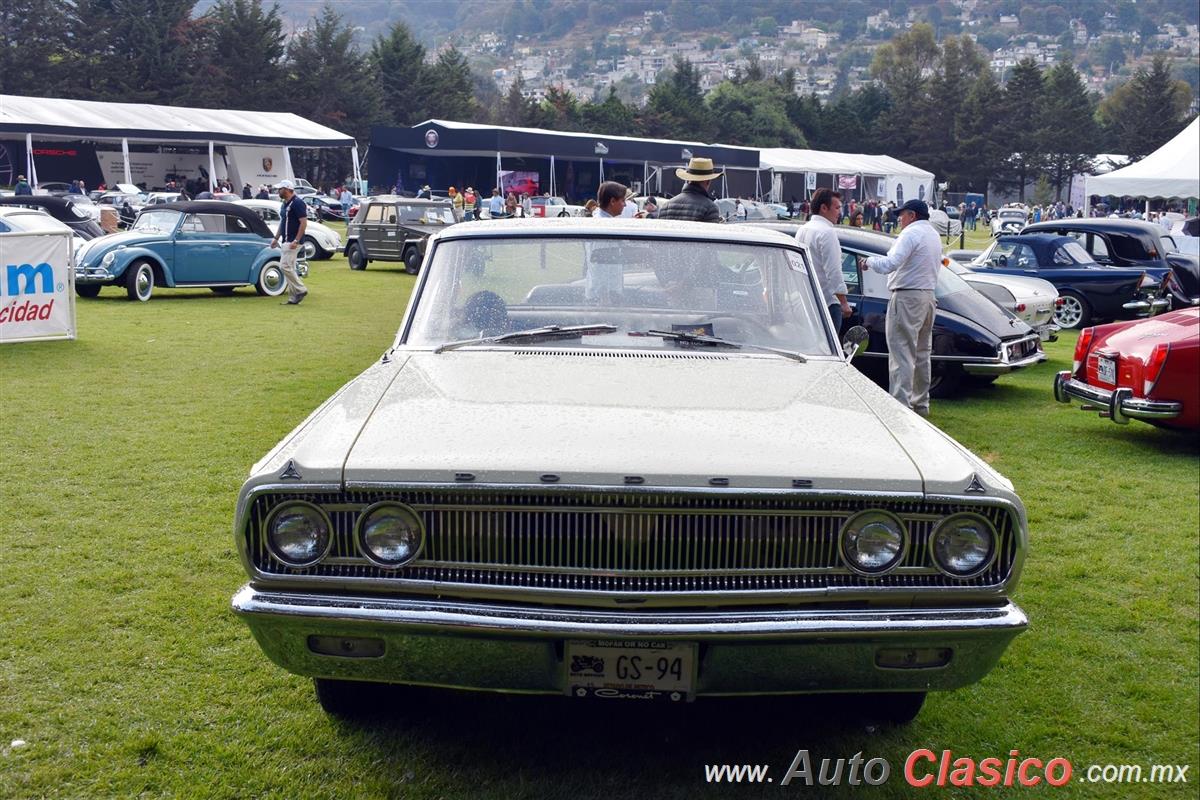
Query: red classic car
1054 307 1200 430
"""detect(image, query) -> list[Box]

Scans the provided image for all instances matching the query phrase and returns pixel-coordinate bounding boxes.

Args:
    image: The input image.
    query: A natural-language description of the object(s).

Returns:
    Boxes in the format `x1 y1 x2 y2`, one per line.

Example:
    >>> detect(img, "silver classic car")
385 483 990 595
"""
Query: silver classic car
232 220 1029 722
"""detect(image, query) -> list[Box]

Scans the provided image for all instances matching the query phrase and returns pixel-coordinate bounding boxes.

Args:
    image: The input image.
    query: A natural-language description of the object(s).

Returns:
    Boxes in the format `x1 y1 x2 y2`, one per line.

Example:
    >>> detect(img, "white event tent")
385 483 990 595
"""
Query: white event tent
1085 118 1200 200
0 94 358 191
759 147 935 206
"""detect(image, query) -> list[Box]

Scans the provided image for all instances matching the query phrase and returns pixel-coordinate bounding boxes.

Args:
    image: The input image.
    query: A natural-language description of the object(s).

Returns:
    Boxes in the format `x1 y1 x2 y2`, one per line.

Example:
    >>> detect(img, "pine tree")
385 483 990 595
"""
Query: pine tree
370 22 428 126
1040 62 1098 201
425 46 479 122
954 69 1006 199
638 56 712 140
193 0 286 110
1099 55 1194 160
63 0 197 104
499 75 537 127
998 58 1047 202
0 0 69 96
283 4 381 185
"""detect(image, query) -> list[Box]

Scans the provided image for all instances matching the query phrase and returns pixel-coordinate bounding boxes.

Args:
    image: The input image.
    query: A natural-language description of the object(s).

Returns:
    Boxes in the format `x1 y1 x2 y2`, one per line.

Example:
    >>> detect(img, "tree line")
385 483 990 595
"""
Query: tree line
1 2 1194 198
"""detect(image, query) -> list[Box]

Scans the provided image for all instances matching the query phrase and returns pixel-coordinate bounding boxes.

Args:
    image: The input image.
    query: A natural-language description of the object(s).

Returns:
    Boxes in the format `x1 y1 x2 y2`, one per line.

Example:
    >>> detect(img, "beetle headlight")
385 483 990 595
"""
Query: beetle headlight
839 510 907 575
357 503 424 568
265 501 332 568
930 513 997 578
101 251 116 266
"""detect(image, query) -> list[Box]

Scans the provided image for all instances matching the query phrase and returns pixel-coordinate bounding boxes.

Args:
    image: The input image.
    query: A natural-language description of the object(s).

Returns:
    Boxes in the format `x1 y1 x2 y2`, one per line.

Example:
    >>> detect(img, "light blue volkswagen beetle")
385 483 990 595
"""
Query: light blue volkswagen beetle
74 201 299 301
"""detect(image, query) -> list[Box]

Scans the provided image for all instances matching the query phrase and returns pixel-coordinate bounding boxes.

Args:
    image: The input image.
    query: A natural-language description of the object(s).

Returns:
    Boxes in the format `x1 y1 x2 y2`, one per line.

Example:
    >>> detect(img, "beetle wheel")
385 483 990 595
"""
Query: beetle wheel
125 260 154 302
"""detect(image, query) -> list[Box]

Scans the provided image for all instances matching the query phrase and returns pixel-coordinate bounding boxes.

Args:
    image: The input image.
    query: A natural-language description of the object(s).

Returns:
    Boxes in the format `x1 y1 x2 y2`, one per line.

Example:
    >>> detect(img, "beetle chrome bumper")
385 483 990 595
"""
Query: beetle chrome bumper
232 586 1027 696
962 350 1047 375
1054 371 1182 424
74 265 114 283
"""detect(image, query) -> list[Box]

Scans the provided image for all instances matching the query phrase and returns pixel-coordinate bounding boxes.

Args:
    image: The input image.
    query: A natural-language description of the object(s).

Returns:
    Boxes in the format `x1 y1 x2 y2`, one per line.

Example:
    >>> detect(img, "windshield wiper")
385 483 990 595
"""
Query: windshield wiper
434 324 618 353
629 329 807 362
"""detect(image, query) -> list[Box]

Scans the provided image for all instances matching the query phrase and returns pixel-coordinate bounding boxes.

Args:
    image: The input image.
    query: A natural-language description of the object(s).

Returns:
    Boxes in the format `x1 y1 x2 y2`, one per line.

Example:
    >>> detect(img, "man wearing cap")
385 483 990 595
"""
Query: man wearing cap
858 198 943 416
657 156 723 223
14 175 32 195
270 180 309 305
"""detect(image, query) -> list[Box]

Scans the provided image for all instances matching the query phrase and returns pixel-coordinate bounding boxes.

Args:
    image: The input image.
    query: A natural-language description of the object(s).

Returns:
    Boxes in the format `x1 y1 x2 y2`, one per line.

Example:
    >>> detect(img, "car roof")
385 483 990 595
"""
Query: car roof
0 207 73 233
436 217 801 246
0 195 78 211
368 196 452 205
1024 218 1162 235
144 201 272 237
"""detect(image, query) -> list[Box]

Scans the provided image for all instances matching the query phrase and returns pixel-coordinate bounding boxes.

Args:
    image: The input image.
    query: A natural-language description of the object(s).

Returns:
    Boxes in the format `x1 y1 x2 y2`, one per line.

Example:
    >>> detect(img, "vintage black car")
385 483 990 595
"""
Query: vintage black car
0 195 105 239
970 233 1170 328
345 196 457 274
1022 218 1199 310
752 223 1046 396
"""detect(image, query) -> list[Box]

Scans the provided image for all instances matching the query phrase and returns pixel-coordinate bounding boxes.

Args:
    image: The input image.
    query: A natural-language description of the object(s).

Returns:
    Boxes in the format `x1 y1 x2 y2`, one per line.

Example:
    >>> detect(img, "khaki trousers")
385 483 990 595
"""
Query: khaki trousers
279 242 307 298
886 290 937 413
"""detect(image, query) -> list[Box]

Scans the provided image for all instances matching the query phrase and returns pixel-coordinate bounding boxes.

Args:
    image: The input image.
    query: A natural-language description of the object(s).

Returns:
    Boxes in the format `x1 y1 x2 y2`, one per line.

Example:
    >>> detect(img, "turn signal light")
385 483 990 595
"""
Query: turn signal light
1072 327 1095 374
1144 342 1170 396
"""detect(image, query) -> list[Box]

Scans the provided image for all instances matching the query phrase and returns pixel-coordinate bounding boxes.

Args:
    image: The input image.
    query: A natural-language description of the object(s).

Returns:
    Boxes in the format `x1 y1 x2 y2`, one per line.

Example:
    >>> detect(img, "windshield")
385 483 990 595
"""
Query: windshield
999 210 1025 220
405 236 836 357
935 264 973 299
132 210 181 233
398 204 454 224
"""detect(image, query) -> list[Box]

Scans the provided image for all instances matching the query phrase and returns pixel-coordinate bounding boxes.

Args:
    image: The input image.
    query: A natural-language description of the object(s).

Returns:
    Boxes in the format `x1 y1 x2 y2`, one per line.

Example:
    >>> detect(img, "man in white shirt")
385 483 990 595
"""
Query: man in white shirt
586 182 629 303
795 188 852 331
858 198 944 416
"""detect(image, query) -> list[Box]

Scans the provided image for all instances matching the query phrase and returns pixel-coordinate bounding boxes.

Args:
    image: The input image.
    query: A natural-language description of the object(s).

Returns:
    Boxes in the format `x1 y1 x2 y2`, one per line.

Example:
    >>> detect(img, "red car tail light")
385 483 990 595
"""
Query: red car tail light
1055 297 1065 308
1144 342 1171 396
1073 327 1094 374
1015 303 1026 313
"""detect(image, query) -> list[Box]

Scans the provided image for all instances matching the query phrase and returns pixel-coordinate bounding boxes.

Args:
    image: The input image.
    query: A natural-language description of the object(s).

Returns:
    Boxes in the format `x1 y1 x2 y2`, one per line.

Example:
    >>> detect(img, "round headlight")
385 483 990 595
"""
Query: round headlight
265 501 332 568
840 510 908 576
357 503 424 568
930 513 997 578
101 251 116 266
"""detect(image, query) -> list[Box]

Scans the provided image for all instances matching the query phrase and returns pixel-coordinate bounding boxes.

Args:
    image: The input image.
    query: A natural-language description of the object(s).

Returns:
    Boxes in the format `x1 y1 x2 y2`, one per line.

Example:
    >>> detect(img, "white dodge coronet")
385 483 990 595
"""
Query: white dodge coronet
232 219 1029 722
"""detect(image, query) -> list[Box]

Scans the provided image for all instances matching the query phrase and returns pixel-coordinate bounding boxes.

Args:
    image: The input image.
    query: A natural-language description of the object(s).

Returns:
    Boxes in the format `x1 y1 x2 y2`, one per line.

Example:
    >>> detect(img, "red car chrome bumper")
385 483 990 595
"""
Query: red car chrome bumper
1054 371 1183 424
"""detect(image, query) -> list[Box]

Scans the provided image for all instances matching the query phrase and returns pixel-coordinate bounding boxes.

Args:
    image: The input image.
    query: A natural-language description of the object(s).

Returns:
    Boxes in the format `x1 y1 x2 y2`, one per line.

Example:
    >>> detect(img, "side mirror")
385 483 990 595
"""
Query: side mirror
841 325 869 362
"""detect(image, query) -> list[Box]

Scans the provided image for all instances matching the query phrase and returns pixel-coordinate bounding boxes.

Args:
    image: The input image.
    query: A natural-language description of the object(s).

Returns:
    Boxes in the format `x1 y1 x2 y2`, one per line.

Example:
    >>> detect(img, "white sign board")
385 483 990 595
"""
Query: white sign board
226 146 289 190
96 149 225 190
0 230 76 343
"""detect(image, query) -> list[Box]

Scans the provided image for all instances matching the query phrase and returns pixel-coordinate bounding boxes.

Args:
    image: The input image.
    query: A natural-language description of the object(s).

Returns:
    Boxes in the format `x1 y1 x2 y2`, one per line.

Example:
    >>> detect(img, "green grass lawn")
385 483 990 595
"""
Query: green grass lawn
1 238 1197 799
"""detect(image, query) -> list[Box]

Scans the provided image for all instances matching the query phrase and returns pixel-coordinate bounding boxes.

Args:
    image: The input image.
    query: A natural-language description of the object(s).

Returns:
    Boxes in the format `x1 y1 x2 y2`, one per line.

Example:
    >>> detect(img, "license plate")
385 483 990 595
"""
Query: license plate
1097 356 1117 385
566 640 696 702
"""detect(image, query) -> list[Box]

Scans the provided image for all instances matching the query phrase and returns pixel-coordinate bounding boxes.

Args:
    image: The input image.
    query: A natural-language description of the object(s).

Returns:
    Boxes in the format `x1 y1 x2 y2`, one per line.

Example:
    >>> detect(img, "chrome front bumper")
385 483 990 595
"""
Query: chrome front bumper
74 265 114 283
232 586 1027 696
1054 371 1182 424
962 349 1047 375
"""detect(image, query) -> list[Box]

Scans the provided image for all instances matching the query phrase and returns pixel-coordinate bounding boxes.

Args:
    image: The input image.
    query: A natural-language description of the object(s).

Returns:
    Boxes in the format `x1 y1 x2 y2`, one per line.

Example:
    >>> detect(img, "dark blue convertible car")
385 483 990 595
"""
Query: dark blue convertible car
967 234 1169 328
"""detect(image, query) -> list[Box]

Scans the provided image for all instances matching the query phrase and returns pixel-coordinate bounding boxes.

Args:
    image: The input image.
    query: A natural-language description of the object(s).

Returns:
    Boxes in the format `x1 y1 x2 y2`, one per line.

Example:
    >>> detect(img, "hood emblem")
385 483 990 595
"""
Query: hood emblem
279 459 302 481
965 473 986 494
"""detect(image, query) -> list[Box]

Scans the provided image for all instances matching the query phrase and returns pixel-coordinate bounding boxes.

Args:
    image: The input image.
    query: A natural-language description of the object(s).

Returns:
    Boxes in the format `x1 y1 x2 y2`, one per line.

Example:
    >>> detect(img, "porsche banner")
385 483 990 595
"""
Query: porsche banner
0 230 76 343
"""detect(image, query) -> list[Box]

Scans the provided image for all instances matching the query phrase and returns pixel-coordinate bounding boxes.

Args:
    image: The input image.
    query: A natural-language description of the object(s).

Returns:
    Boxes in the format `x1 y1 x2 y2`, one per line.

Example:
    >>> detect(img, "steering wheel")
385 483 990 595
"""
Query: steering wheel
694 314 774 341
462 291 508 335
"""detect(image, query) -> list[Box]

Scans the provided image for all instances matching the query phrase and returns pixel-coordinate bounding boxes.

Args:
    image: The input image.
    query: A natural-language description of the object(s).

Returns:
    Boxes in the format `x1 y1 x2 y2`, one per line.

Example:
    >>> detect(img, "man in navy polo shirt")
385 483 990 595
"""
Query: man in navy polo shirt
270 180 308 305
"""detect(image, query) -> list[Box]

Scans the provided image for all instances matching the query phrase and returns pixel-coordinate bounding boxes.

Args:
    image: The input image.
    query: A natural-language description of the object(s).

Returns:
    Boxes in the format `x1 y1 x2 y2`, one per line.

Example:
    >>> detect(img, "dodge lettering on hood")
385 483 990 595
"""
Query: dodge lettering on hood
232 219 1029 722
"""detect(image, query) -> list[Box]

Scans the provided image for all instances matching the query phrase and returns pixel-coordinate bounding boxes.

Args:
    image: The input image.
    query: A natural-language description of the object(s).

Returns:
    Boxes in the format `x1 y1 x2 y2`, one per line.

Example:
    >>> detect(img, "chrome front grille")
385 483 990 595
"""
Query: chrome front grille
243 489 1020 601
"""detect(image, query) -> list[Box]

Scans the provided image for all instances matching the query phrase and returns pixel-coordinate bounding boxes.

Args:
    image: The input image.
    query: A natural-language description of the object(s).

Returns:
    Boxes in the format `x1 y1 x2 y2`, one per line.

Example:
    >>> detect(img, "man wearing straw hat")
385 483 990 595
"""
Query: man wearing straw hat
658 156 723 223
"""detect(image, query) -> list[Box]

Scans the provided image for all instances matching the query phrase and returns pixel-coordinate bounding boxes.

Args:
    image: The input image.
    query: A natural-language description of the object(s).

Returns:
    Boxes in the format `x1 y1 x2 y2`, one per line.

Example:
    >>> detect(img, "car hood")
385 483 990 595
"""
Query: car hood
248 352 1010 499
77 230 164 261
